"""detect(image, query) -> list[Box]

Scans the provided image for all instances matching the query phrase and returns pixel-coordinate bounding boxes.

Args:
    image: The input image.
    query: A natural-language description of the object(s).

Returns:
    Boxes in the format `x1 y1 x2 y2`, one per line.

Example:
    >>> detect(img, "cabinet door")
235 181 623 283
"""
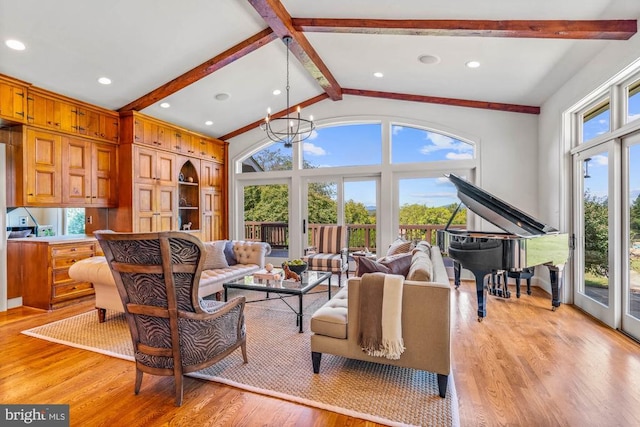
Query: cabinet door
134 183 156 232
61 136 91 205
99 114 119 143
201 188 214 241
27 92 61 130
25 129 62 205
157 185 177 231
58 101 78 133
213 191 224 240
134 146 157 184
0 80 27 122
92 142 117 206
156 151 177 186
76 107 100 138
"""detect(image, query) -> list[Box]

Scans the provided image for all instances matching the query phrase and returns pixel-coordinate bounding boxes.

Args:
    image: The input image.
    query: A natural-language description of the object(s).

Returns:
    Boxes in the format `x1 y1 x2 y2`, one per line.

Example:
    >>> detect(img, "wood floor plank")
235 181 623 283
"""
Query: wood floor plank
2 279 640 426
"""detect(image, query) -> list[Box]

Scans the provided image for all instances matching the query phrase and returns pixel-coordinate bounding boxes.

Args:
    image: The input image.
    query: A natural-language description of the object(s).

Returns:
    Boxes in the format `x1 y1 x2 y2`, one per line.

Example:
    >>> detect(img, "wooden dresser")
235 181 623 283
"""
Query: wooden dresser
7 236 100 310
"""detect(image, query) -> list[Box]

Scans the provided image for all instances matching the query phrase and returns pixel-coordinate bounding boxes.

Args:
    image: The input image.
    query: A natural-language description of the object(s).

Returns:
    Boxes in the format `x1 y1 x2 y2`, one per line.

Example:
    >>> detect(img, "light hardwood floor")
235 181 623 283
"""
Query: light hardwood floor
2 279 640 426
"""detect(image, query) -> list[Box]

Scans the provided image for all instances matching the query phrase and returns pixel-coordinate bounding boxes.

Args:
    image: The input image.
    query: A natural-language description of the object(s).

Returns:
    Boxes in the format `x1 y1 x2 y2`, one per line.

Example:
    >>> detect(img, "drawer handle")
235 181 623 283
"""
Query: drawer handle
70 259 76 263
70 248 77 252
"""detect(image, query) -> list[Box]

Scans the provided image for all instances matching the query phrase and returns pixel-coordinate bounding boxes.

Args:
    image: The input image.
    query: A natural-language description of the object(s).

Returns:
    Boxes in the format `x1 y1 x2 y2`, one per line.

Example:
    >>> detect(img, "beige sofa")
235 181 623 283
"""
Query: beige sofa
310 242 451 397
69 239 271 322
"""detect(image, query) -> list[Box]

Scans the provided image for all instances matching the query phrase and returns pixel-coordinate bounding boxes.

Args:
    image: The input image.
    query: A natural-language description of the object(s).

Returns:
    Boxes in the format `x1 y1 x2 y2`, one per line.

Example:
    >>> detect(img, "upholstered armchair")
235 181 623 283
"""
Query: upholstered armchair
302 225 349 285
95 231 247 406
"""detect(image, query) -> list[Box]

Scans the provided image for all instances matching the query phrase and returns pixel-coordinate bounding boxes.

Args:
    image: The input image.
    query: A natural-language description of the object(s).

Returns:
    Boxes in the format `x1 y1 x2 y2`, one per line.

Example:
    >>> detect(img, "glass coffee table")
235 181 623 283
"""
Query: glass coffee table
223 270 332 333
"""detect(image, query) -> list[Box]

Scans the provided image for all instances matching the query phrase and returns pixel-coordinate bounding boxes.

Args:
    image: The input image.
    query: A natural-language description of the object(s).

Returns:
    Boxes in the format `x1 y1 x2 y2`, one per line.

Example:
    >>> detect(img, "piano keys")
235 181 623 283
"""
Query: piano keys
437 174 570 321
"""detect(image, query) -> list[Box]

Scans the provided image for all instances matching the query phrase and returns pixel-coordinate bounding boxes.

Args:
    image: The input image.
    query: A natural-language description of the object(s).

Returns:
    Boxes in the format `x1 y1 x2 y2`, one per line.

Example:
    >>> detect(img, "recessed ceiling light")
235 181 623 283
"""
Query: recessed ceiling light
205 120 213 126
466 61 481 69
97 77 112 85
418 54 441 65
5 39 26 51
373 72 384 78
160 102 170 108
214 93 230 101
272 89 281 96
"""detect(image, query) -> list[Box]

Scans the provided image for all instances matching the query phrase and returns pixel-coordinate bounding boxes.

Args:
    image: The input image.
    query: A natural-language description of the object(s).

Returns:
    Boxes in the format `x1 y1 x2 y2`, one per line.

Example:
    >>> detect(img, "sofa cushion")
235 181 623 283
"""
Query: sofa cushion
386 238 413 256
224 240 237 266
310 287 348 339
406 250 434 282
203 241 229 270
355 256 391 276
377 253 413 277
411 240 432 257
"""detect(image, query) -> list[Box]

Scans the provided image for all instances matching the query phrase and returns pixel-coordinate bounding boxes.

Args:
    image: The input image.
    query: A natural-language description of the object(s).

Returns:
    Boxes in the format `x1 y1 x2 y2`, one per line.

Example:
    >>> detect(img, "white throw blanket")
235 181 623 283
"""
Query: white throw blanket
359 273 405 360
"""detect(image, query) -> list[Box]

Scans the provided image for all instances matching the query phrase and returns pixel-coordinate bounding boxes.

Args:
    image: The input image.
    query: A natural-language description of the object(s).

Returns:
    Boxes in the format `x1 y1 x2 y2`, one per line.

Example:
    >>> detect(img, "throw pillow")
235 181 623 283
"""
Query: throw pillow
386 238 413 256
224 241 237 266
412 240 432 257
202 241 229 270
356 257 391 276
406 250 434 282
376 252 413 277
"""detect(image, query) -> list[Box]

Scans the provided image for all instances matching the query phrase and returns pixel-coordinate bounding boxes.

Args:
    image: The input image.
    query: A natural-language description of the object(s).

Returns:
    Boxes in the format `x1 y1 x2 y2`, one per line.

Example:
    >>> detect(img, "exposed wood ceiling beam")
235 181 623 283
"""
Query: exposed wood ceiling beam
220 93 329 141
118 28 278 112
248 0 342 101
342 88 540 115
293 19 637 40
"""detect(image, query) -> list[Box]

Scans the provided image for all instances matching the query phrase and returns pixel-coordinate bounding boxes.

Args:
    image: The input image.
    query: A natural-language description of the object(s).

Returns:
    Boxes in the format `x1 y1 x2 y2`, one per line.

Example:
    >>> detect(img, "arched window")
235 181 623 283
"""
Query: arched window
302 123 382 169
390 124 474 163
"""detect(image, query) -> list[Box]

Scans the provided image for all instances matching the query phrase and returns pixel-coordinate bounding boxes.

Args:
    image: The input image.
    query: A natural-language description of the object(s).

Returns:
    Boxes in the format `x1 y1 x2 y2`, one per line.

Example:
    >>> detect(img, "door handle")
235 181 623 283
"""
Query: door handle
302 219 306 234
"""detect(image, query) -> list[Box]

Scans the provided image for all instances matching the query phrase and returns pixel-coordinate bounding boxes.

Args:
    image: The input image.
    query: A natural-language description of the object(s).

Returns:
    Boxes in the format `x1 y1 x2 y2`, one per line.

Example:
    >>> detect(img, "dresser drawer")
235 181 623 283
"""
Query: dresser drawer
52 253 94 269
52 281 94 300
51 243 96 258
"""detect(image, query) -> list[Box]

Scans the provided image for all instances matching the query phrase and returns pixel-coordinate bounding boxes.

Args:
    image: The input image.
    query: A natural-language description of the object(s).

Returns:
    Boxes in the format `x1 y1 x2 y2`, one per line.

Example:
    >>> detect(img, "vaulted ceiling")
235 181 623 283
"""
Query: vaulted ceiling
1 0 639 141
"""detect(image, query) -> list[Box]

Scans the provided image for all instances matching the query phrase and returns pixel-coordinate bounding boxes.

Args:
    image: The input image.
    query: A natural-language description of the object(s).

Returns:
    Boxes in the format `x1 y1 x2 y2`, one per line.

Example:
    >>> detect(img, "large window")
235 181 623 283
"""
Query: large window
391 125 474 163
302 123 382 168
241 144 292 173
627 79 640 124
582 99 610 143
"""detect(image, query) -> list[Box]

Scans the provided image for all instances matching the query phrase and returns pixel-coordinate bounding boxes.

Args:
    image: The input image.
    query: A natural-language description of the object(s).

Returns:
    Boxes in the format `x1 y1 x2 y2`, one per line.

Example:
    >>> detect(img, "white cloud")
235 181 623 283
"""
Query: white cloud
306 129 319 140
436 177 450 185
419 132 474 156
598 119 608 124
446 152 473 160
409 192 457 200
591 154 608 166
392 126 403 135
302 142 326 156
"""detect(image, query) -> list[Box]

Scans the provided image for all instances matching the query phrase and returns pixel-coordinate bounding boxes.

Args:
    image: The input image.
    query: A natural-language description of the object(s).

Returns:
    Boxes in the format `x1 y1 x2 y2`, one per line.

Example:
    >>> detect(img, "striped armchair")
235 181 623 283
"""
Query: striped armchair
95 231 247 406
302 225 349 285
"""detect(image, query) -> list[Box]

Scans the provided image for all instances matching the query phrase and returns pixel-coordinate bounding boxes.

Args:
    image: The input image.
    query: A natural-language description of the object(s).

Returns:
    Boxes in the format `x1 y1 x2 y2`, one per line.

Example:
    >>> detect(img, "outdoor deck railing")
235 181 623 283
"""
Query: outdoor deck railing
244 221 465 253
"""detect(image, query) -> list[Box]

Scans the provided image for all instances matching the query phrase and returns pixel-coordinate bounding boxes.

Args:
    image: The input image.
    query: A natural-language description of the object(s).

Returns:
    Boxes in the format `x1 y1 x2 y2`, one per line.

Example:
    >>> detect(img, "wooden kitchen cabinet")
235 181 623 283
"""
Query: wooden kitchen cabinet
0 75 28 124
27 87 119 143
24 128 63 205
8 238 98 310
62 136 117 206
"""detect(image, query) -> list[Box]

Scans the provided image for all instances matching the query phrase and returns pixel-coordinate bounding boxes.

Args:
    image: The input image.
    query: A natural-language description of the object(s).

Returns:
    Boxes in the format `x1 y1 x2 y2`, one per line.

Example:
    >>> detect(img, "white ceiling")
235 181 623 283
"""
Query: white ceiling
1 0 639 139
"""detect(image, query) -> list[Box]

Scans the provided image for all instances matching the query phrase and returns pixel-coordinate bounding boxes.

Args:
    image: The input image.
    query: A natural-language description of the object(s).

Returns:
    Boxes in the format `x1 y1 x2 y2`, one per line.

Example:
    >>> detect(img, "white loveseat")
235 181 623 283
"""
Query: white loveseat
69 239 271 322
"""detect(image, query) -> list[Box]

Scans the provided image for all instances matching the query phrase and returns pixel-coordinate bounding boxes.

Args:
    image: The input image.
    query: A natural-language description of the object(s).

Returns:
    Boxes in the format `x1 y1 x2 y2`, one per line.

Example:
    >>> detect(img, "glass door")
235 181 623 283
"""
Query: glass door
622 134 640 338
572 141 620 328
344 178 378 255
241 180 290 261
304 179 339 249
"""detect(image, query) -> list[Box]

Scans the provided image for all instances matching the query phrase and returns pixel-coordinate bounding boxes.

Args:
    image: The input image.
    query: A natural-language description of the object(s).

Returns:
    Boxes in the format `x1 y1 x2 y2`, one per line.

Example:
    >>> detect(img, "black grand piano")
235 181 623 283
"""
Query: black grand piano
437 174 570 321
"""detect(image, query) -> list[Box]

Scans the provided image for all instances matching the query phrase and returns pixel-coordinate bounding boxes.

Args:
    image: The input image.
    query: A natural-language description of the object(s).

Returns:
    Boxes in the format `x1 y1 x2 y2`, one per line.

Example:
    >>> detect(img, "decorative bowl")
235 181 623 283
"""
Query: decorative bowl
283 261 307 275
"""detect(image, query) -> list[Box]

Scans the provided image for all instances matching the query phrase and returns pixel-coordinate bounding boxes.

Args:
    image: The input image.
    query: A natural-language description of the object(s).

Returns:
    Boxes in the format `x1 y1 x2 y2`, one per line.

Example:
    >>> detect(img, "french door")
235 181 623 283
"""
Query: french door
621 133 640 338
240 179 291 261
303 176 379 255
573 134 640 338
572 141 620 328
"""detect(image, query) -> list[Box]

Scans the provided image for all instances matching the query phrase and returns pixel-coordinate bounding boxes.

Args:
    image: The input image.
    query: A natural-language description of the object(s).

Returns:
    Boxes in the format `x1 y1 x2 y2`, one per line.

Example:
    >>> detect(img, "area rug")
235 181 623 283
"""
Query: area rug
22 289 459 427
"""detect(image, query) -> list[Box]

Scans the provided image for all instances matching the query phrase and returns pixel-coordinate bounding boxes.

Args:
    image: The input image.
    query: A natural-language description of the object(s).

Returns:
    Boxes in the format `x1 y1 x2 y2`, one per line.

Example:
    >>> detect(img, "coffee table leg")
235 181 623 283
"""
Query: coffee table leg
224 287 228 302
298 294 304 333
328 276 332 299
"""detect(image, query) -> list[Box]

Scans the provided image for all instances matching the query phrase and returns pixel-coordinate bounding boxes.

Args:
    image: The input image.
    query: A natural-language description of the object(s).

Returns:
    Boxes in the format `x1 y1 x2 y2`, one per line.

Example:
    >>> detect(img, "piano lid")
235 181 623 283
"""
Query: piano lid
445 174 559 237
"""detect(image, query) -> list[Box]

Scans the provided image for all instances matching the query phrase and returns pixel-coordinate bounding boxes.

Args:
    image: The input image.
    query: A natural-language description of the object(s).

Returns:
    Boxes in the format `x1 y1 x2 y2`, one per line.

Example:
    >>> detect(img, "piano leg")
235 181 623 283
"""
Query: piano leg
470 269 491 321
453 261 461 289
547 264 564 311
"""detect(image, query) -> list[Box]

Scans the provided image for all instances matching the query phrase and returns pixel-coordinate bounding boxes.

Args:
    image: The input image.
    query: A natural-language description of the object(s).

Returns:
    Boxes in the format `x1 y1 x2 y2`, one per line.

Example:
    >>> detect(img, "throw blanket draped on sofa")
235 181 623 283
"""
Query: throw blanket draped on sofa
358 272 405 359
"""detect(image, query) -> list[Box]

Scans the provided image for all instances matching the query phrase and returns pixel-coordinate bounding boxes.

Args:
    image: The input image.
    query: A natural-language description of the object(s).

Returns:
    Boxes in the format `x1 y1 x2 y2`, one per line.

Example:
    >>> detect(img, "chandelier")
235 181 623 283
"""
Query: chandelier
260 36 315 148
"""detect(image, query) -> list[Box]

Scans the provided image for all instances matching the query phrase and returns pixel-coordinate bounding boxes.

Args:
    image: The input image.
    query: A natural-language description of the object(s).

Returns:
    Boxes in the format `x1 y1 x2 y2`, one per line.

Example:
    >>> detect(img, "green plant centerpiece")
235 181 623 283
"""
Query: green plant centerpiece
283 258 308 275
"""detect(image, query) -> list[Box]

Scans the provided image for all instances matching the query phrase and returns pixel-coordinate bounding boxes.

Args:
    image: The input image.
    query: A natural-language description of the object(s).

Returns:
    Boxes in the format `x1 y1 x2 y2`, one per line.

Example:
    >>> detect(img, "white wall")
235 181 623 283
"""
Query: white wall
228 95 540 222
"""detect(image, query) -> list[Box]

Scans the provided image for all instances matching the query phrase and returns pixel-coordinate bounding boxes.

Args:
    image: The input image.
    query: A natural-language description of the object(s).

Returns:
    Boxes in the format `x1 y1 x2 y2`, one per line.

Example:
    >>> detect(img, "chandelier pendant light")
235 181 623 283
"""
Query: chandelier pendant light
260 36 315 148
